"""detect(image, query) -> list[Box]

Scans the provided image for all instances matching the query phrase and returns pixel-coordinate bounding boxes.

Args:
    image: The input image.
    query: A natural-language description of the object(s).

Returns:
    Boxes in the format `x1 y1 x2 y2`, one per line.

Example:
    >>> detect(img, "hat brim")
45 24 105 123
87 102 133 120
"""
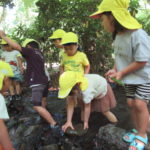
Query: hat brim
58 88 72 99
90 10 103 19
0 74 4 90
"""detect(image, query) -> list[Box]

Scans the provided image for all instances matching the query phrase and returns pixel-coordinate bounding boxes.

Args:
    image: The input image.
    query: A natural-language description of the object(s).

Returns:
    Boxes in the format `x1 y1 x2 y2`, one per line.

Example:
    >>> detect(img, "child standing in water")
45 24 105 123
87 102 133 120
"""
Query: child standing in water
58 71 117 132
90 0 150 150
1 39 23 101
60 32 90 74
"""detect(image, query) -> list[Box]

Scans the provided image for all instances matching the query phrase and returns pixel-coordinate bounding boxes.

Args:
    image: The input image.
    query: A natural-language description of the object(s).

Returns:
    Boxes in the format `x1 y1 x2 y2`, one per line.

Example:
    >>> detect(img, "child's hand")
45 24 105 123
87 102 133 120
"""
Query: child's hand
105 69 117 82
0 30 6 38
83 122 89 130
62 121 75 132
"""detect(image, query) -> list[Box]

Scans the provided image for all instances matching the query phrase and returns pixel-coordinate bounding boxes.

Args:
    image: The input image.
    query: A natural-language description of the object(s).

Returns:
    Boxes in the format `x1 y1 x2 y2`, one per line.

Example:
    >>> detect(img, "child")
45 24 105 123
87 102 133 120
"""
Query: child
0 61 15 150
1 39 23 101
0 35 59 130
49 29 66 61
58 71 117 132
90 0 150 149
60 32 90 74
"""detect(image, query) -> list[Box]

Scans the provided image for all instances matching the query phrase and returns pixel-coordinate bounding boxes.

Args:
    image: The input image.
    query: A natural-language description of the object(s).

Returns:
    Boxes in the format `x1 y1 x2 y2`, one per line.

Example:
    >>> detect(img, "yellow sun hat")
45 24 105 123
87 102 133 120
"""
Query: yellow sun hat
0 61 14 90
90 0 142 29
0 39 7 45
58 71 88 99
61 32 78 45
22 39 40 47
49 29 66 39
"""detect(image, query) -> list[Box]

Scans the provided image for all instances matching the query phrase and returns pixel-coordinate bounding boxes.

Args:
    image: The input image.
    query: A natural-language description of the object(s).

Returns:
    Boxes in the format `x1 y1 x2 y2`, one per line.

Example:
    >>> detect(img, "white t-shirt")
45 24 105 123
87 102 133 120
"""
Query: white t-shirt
1 50 22 75
114 29 150 84
82 74 107 104
0 94 9 119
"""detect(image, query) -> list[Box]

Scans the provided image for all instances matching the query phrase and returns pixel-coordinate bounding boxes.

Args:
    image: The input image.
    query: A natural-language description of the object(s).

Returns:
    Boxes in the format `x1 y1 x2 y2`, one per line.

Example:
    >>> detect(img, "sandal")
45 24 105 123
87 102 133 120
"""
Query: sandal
129 135 148 150
123 129 138 143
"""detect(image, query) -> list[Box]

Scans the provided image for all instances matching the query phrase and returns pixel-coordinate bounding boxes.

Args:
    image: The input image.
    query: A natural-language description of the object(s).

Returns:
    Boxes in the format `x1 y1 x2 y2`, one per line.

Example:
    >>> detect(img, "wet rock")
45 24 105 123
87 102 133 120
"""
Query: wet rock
24 125 41 137
66 123 88 136
38 144 59 150
95 124 149 150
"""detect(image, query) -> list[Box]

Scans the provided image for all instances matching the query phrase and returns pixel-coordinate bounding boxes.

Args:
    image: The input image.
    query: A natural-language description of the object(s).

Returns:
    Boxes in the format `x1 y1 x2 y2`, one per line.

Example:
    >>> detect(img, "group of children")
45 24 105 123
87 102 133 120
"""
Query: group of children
0 0 150 150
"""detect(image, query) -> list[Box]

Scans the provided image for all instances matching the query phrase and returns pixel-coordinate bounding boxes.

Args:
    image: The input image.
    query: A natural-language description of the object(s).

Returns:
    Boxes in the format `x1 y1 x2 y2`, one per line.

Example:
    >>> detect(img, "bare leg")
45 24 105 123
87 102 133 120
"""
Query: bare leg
42 97 47 108
133 99 149 138
102 111 118 123
0 119 14 150
9 80 15 96
15 81 21 95
33 106 56 126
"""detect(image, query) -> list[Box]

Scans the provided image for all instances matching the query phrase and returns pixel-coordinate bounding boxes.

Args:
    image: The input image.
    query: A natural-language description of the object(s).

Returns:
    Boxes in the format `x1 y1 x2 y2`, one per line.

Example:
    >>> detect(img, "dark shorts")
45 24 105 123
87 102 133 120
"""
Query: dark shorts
125 83 150 103
31 84 48 106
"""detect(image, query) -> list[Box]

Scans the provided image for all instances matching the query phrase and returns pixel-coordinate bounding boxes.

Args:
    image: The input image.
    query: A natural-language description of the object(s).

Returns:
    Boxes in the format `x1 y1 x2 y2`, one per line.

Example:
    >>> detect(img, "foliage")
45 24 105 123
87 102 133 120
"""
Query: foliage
10 0 150 75
0 0 14 8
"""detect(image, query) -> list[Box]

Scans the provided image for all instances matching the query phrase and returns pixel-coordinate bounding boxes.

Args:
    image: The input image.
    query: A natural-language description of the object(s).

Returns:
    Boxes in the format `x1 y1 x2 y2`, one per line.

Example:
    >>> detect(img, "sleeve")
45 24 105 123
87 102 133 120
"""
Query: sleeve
15 51 22 58
132 30 150 62
0 95 9 119
21 47 33 58
81 52 90 66
82 89 95 104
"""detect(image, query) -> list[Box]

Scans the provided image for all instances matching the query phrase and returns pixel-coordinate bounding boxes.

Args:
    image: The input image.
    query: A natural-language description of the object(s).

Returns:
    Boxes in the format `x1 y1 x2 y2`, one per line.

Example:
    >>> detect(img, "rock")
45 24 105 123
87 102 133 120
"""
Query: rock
65 123 88 136
24 125 41 137
38 144 59 150
95 124 149 150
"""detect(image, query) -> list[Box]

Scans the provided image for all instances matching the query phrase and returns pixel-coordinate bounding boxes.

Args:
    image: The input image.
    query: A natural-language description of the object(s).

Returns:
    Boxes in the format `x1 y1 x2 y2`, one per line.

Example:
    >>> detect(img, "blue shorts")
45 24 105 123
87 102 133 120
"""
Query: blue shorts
125 83 150 103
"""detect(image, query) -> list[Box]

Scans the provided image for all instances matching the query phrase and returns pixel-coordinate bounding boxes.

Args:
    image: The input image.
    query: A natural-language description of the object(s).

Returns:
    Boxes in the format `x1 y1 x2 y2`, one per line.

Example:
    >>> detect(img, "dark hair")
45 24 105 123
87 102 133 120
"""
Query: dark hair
28 41 39 49
63 43 77 46
102 12 128 40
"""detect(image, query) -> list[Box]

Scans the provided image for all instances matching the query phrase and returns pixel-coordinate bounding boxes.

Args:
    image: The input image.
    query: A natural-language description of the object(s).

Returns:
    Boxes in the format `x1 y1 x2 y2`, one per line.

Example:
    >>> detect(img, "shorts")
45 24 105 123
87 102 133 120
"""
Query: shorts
125 83 150 103
10 74 24 82
31 84 48 106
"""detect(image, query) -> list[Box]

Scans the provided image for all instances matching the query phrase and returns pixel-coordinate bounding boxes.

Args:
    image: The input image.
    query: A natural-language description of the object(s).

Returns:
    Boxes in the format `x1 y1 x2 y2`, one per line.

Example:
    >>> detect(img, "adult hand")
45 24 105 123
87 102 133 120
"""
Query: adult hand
62 121 74 132
109 71 124 80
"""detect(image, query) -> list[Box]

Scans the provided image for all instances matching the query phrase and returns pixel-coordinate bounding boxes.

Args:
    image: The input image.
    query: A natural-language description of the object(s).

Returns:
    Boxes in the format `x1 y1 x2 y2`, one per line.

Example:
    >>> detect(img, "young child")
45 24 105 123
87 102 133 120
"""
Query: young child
60 32 90 74
1 39 23 101
0 61 15 150
49 29 66 61
58 71 117 132
90 0 150 149
0 35 59 130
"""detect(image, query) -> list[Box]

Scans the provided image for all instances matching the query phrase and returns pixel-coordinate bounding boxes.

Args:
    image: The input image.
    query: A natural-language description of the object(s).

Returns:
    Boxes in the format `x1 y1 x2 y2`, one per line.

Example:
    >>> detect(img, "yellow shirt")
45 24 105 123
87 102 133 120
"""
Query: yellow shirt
61 51 89 74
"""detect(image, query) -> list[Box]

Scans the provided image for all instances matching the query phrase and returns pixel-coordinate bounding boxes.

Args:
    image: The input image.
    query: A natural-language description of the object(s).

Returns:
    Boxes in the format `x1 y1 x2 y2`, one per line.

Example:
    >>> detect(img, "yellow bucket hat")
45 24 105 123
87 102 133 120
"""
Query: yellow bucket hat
58 71 88 99
0 39 8 45
0 61 14 90
22 39 40 47
90 0 142 29
61 32 78 45
49 29 66 39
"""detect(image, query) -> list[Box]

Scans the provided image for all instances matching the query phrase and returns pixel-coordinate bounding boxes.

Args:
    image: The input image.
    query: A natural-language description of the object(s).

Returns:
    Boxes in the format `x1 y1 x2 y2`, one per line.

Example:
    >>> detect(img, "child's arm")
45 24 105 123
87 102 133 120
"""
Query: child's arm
111 61 147 80
0 119 14 150
17 56 24 74
59 65 64 75
62 96 75 132
84 64 90 74
0 30 22 51
83 103 91 130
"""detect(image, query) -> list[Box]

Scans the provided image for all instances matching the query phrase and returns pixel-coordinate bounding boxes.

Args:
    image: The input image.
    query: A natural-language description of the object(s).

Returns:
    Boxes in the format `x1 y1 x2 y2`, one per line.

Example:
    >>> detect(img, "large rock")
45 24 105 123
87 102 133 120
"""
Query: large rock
95 124 149 150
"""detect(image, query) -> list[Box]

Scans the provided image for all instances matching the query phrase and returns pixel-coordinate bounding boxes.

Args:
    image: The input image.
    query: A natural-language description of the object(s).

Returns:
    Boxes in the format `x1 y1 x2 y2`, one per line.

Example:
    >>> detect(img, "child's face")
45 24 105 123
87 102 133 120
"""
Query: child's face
2 45 12 51
1 77 11 92
53 39 63 49
64 44 78 56
101 14 115 33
